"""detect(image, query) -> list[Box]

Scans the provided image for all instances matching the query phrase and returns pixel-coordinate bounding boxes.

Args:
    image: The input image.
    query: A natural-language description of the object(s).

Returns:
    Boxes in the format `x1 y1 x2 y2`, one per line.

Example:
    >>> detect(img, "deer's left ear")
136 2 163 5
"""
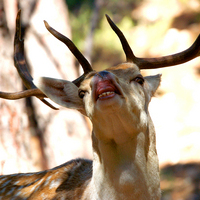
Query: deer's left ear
144 74 162 96
34 77 85 114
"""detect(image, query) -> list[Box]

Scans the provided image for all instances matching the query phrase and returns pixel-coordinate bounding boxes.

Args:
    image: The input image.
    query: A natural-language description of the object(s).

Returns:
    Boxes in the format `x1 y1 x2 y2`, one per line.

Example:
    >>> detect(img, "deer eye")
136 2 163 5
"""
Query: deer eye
132 76 144 85
78 90 86 99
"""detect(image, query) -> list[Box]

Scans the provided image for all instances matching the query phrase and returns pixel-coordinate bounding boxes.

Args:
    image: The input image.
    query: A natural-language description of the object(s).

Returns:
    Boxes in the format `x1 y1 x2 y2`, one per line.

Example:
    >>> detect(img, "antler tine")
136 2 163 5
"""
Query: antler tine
106 14 200 69
44 21 93 84
105 14 137 63
0 10 58 110
14 10 35 89
136 34 200 69
0 89 46 100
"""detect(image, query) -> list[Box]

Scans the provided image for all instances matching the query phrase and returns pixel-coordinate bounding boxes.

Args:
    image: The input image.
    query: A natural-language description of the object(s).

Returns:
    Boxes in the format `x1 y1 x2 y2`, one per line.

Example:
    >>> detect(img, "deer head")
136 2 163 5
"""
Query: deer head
0 10 200 200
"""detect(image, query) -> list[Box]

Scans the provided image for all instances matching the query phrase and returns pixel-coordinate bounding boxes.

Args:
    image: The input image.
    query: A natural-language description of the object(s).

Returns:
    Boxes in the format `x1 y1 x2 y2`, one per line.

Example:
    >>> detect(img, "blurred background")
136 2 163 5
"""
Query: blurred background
0 0 200 199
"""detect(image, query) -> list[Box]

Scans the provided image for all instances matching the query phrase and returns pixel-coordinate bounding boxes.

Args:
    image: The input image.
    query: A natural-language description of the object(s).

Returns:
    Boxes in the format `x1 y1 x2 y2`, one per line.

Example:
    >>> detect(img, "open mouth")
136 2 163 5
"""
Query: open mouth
94 76 122 101
98 91 115 99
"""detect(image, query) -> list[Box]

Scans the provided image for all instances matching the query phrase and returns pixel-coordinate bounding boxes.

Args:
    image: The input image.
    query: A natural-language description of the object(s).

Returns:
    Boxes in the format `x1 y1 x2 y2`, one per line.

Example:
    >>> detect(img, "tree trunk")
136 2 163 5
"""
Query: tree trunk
0 0 92 175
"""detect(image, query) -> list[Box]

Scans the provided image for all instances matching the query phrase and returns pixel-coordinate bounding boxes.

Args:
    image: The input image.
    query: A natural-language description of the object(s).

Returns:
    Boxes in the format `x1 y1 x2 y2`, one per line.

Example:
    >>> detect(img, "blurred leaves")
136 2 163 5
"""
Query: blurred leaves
65 0 200 72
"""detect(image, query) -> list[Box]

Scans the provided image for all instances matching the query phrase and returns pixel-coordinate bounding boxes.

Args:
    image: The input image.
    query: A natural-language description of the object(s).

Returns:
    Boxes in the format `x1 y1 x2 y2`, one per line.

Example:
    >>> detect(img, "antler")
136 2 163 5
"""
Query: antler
44 21 93 86
0 10 94 108
0 10 58 110
2 11 199 108
106 14 200 69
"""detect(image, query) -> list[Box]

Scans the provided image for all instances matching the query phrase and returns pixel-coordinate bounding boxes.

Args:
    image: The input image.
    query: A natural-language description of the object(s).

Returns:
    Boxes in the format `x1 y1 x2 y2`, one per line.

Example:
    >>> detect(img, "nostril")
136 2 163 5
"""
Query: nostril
95 71 109 78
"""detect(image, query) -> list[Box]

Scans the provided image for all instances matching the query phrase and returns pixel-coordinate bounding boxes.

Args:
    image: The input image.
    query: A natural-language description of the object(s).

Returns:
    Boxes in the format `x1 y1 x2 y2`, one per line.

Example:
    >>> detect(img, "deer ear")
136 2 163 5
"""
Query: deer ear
34 77 85 114
144 74 161 96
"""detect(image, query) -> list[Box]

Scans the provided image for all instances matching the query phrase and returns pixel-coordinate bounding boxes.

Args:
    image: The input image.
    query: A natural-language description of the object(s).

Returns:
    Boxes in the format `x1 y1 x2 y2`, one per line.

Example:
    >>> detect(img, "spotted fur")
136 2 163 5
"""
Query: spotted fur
0 159 92 200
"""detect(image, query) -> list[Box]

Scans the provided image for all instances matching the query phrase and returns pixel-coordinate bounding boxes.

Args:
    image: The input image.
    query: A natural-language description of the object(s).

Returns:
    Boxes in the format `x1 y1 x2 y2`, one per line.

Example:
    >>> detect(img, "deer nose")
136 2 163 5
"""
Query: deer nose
95 71 110 78
91 70 113 89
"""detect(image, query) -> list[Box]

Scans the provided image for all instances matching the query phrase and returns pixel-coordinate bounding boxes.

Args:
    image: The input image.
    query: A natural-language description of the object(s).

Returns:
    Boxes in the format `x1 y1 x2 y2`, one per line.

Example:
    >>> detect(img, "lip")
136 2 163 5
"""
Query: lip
93 74 122 101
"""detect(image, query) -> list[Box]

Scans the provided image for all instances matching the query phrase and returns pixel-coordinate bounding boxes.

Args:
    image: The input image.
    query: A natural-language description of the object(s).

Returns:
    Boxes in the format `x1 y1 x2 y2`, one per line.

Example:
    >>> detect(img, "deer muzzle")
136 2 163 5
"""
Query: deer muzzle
92 71 122 102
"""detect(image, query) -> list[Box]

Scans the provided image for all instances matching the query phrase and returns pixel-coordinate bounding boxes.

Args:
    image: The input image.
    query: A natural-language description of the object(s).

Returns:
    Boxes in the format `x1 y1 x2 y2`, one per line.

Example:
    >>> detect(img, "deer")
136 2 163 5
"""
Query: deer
0 10 200 200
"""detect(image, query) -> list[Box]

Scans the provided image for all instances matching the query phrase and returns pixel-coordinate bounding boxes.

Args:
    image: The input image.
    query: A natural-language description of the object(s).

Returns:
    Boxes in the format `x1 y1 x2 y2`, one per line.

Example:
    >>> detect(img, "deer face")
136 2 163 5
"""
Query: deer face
79 63 160 118
35 63 161 141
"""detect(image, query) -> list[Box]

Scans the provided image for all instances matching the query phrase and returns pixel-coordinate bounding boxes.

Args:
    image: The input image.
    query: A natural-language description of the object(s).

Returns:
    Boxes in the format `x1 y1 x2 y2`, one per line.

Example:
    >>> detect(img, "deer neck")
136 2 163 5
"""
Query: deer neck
88 111 161 200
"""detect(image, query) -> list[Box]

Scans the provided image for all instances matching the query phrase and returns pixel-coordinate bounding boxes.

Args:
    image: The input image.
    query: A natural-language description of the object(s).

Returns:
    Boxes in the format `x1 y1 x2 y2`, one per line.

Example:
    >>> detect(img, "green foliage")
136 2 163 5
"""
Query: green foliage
69 8 92 49
66 0 94 12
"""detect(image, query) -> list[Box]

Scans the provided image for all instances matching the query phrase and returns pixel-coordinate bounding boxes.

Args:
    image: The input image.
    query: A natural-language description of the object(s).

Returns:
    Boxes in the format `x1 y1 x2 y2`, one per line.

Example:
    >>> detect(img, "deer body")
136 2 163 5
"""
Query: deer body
0 63 161 199
0 159 92 200
81 64 161 200
1 10 200 200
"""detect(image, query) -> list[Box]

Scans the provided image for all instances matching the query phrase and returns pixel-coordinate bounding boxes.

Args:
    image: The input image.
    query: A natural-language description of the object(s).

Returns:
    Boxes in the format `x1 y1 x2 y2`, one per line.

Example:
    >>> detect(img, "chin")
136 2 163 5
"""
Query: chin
95 94 124 113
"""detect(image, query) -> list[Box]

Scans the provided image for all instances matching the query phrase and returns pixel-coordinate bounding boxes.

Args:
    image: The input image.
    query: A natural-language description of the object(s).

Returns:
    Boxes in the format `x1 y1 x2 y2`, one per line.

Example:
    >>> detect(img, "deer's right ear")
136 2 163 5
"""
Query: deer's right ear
34 77 85 114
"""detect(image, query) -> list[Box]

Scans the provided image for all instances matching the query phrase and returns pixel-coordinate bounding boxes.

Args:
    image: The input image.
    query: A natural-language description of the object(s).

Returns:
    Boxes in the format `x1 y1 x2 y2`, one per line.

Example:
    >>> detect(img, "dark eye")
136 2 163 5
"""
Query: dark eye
133 76 144 85
78 90 85 99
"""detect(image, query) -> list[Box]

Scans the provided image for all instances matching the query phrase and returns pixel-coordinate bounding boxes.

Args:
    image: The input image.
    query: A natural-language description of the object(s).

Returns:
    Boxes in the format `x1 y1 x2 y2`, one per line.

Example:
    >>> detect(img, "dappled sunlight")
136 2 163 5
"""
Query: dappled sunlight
126 0 200 168
136 0 182 22
149 57 200 166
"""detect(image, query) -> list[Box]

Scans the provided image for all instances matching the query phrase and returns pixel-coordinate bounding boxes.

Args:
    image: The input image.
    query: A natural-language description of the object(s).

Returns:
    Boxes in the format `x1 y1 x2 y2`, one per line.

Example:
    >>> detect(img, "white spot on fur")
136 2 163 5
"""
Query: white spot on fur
41 193 48 199
29 185 37 193
14 181 20 185
15 190 29 199
29 178 44 193
34 186 40 193
44 175 52 186
0 178 7 184
17 186 25 191
49 179 62 190
15 190 22 197
36 178 44 186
